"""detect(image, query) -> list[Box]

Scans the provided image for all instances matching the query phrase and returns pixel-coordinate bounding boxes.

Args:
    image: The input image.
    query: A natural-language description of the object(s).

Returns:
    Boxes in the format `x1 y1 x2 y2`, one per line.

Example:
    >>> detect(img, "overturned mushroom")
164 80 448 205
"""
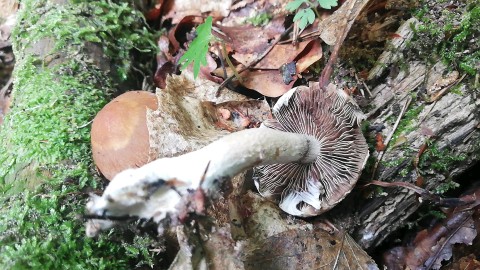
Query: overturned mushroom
86 82 369 233
91 91 158 180
254 84 368 216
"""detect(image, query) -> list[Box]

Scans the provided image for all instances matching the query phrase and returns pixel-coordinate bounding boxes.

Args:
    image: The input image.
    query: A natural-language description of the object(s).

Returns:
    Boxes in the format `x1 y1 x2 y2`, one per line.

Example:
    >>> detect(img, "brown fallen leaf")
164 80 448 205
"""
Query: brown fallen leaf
375 132 386 151
295 40 322 72
448 254 480 270
167 15 204 52
240 69 294 97
216 18 285 59
233 40 311 69
383 188 480 270
241 227 379 270
154 34 176 88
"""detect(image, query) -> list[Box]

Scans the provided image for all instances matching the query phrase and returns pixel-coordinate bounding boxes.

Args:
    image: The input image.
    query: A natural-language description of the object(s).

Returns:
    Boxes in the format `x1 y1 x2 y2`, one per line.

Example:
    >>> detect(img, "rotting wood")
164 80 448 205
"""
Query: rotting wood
331 60 480 249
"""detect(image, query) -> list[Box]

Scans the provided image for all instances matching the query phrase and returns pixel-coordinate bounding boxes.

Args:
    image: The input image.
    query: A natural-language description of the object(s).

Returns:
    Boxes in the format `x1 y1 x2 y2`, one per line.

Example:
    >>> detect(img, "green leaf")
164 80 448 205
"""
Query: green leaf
286 0 307 12
317 0 338 9
293 8 316 30
178 16 213 79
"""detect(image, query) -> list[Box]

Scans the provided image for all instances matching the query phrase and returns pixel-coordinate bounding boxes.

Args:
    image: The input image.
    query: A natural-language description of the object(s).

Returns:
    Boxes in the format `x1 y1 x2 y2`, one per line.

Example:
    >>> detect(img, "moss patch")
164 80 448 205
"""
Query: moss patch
419 143 467 194
389 102 425 145
245 12 273 26
411 0 480 76
0 0 159 268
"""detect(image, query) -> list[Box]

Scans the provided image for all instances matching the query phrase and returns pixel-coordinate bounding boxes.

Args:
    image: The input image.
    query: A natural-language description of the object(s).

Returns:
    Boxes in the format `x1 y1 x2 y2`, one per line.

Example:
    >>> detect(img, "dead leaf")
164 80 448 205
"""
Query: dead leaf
168 15 204 52
448 254 480 270
375 132 386 151
242 227 379 270
383 188 480 270
222 0 291 27
154 35 177 88
295 40 322 72
216 19 285 59
144 1 163 21
233 40 311 69
240 69 294 97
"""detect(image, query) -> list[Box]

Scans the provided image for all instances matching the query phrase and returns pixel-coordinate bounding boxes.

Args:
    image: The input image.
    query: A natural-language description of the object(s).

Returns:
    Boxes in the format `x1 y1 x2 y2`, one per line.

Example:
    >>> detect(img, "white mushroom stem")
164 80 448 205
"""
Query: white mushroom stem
143 128 320 188
86 127 320 229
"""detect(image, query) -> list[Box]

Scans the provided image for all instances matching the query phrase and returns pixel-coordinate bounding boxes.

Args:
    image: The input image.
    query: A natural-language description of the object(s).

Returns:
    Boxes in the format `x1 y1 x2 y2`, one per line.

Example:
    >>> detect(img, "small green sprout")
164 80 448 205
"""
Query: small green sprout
286 0 338 30
179 16 213 79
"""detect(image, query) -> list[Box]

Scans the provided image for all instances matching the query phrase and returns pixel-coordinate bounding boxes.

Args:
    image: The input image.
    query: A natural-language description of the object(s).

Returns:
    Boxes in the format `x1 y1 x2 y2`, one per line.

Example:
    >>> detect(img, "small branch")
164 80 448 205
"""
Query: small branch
222 42 242 81
366 180 477 208
215 43 228 82
0 77 13 97
370 96 412 180
354 72 372 97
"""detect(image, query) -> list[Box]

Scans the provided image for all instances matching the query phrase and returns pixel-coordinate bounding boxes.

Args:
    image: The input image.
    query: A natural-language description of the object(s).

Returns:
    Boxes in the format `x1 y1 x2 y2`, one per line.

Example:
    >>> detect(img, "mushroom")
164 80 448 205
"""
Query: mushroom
86 82 369 232
91 91 158 180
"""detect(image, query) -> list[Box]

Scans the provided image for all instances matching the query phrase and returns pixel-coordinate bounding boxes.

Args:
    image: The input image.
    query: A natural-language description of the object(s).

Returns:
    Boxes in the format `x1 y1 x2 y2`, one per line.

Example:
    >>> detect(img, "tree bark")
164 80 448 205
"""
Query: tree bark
332 52 480 250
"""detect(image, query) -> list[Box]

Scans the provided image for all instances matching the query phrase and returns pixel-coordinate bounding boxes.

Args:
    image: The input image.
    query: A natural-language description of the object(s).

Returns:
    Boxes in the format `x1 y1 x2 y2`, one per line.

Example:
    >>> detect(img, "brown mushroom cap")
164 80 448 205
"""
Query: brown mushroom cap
91 91 158 180
253 83 369 217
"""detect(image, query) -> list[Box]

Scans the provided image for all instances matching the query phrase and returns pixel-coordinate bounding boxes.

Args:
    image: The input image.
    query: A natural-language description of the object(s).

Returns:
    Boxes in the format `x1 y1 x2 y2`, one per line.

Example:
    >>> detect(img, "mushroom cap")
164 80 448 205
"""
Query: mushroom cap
253 83 369 217
91 91 158 180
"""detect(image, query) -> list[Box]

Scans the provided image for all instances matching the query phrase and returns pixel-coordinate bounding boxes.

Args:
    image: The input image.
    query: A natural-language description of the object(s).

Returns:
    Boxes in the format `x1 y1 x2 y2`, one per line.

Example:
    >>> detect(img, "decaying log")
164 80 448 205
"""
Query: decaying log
333 58 479 250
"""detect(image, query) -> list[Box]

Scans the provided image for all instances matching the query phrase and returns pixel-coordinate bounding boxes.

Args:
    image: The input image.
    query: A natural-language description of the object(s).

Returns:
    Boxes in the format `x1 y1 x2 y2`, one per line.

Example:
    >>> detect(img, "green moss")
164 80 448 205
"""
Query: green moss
390 103 425 145
419 143 467 173
245 12 273 26
381 156 407 168
341 47 381 71
0 0 159 268
412 1 480 76
0 185 160 269
434 180 460 194
399 167 410 177
449 84 463 95
13 0 156 81
418 143 466 194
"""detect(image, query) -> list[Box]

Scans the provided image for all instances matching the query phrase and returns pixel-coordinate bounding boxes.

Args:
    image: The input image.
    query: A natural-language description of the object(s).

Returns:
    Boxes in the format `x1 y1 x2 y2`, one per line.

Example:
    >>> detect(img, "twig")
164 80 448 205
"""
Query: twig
419 73 466 126
425 213 472 270
217 25 294 91
81 214 134 221
354 72 372 97
366 180 477 208
215 43 228 82
425 73 466 103
278 29 321 45
370 96 412 180
0 77 13 97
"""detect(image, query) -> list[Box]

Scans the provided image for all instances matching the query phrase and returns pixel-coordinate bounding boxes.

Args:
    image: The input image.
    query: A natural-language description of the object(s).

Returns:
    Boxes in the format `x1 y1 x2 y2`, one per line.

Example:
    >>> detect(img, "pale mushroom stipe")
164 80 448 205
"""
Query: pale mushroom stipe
85 82 369 236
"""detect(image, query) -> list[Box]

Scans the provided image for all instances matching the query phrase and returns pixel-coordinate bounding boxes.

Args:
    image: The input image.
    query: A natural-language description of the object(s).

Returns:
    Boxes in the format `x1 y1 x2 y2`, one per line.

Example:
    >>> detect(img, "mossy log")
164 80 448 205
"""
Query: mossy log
0 0 158 268
331 61 480 250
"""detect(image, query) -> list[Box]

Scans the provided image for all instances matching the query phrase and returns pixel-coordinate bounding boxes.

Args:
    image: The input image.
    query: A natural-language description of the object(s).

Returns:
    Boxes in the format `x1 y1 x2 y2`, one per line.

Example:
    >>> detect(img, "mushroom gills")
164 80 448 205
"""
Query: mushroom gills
253 82 369 217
